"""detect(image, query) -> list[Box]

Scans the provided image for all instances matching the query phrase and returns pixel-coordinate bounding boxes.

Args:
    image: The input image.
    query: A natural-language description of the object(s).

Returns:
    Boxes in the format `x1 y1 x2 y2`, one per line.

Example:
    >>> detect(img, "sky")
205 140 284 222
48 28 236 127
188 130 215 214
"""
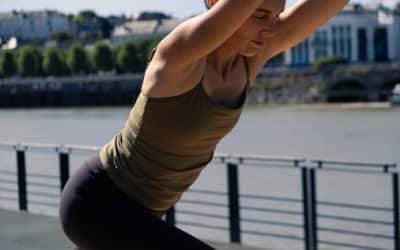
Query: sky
0 0 398 19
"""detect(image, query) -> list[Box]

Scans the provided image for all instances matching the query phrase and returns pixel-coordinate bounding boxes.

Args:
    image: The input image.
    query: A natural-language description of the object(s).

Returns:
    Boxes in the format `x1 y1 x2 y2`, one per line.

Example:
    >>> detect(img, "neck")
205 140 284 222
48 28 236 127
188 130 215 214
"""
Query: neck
208 41 240 77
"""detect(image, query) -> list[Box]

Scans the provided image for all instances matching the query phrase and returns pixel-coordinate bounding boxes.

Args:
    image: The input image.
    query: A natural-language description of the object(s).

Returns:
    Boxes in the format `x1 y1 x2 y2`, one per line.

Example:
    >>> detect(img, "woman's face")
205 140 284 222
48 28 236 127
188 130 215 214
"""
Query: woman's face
225 0 286 57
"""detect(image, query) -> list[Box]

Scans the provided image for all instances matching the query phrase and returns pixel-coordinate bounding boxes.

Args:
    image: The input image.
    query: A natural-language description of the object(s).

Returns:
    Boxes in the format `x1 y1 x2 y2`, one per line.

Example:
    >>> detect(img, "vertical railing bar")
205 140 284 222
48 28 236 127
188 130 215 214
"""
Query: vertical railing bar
165 206 176 226
302 167 311 250
16 150 28 211
227 162 241 243
310 168 318 250
393 172 399 250
59 152 70 192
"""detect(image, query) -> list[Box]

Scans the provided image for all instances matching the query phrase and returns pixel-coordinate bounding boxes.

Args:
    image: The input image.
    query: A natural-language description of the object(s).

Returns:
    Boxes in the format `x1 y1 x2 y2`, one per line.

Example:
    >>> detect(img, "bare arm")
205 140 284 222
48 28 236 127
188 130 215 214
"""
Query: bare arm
248 0 349 81
156 0 263 70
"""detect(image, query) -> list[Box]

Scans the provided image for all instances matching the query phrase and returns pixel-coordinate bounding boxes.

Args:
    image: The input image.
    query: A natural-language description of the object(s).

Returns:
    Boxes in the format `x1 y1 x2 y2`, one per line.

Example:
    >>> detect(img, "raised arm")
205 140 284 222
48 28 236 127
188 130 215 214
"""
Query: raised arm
249 0 349 81
155 0 263 70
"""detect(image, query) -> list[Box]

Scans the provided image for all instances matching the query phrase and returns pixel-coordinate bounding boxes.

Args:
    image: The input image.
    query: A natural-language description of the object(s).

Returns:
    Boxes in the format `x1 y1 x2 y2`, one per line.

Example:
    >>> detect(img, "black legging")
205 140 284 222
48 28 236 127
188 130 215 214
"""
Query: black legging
59 154 215 250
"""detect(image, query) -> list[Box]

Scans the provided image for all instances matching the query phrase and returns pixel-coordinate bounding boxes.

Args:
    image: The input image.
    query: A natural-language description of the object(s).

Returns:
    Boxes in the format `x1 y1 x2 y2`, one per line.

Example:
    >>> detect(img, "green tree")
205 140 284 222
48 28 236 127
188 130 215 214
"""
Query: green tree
91 42 114 72
313 56 348 71
116 42 140 73
98 17 113 38
78 10 97 21
50 32 74 42
131 37 162 71
0 50 17 77
16 45 42 77
137 12 171 20
72 10 98 26
42 47 68 76
67 44 91 74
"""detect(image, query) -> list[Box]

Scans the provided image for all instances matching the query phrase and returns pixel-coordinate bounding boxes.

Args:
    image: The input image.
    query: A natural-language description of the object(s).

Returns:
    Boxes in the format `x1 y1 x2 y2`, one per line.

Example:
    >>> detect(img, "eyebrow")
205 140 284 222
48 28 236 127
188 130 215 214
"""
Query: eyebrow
255 8 271 14
255 8 284 14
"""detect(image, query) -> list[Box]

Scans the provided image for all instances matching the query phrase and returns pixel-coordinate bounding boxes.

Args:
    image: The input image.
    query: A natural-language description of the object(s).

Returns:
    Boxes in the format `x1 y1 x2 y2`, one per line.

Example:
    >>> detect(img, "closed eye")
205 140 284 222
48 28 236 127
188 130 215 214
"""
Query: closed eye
253 8 284 20
253 11 269 19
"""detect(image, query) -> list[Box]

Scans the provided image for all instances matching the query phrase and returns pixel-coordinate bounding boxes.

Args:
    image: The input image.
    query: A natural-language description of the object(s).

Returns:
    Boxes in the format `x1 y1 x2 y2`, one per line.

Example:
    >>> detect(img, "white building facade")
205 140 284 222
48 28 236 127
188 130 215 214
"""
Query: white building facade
0 10 76 41
285 4 400 66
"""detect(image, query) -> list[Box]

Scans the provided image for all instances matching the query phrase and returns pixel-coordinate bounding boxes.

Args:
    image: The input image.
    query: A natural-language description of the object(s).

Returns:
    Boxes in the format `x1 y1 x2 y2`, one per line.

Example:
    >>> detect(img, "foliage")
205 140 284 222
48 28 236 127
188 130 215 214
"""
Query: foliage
132 37 162 70
313 56 348 71
0 50 17 77
137 12 171 20
50 32 75 42
67 44 91 75
114 37 162 73
16 45 42 77
98 17 113 39
42 47 69 76
71 10 113 39
77 10 97 21
91 41 114 72
116 42 140 73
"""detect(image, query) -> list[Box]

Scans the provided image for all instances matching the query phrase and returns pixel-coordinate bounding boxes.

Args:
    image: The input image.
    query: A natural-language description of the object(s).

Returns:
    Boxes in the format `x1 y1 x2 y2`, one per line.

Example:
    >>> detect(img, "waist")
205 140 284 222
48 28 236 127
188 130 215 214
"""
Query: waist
99 146 213 211
91 152 167 218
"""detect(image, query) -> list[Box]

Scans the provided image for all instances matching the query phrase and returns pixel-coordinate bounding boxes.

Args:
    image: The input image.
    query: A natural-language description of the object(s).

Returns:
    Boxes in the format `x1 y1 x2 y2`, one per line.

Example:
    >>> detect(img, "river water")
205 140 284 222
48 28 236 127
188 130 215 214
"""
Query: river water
0 103 399 249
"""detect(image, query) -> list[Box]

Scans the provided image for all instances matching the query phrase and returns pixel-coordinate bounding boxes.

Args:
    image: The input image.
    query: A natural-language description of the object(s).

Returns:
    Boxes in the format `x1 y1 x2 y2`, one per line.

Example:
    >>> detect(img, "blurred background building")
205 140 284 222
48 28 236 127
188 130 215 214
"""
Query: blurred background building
285 3 400 66
0 10 75 41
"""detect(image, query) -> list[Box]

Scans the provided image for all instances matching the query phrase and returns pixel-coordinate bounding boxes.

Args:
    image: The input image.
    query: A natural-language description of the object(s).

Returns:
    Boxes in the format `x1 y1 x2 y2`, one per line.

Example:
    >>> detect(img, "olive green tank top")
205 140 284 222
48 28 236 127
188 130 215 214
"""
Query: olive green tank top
99 58 250 213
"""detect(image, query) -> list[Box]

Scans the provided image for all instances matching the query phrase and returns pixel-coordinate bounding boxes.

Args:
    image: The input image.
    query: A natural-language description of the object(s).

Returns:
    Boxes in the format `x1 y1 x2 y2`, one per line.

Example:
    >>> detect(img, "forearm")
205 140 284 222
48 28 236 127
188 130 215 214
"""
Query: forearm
266 0 349 56
159 0 263 68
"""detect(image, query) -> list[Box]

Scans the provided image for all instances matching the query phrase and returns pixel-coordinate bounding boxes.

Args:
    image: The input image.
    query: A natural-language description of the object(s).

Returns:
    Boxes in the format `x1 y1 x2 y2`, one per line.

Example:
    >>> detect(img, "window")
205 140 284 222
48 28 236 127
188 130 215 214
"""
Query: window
339 26 345 56
347 26 352 61
374 27 388 62
304 39 309 65
332 26 337 56
357 28 367 62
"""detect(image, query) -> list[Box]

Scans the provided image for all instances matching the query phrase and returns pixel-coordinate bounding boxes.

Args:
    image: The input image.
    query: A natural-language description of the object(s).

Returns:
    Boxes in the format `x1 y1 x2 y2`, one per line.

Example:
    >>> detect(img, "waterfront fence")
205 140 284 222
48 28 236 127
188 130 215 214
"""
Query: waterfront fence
0 141 398 250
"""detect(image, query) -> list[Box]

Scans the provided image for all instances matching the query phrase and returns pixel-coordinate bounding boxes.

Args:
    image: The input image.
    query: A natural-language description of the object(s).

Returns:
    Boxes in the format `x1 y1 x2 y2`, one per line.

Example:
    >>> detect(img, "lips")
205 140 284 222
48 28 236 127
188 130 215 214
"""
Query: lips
251 40 265 47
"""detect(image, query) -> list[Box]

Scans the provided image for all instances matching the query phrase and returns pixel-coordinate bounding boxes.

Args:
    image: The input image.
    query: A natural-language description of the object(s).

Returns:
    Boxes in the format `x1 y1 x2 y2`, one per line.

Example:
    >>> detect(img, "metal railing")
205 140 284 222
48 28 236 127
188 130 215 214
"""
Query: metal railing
0 141 398 250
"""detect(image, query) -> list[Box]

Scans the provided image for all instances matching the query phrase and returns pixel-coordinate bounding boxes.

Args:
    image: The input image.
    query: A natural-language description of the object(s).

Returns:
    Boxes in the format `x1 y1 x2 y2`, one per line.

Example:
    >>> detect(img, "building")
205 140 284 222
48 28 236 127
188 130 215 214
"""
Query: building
285 3 400 67
111 19 181 45
0 10 75 41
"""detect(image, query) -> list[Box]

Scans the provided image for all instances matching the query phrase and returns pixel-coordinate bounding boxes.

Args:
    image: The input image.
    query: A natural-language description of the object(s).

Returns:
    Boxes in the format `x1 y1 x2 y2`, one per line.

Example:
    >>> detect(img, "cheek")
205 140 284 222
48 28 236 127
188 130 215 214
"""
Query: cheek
234 25 256 41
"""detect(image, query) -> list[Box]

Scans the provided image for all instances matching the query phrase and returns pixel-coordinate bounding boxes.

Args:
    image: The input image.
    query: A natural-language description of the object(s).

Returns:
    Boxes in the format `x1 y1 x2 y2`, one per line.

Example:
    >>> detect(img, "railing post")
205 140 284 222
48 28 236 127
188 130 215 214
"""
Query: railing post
165 206 176 226
59 152 70 192
227 162 241 243
302 167 311 250
310 168 318 250
16 150 28 211
393 173 399 250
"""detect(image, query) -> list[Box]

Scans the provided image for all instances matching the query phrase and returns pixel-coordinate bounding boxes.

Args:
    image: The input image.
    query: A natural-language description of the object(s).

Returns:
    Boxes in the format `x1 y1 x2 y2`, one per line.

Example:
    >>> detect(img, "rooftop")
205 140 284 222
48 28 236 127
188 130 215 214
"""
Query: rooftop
0 10 66 19
112 19 181 38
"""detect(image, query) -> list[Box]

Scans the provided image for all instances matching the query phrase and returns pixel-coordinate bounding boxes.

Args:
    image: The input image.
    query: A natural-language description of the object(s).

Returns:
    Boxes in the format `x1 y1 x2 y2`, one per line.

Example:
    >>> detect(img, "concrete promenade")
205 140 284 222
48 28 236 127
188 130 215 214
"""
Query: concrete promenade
0 208 265 250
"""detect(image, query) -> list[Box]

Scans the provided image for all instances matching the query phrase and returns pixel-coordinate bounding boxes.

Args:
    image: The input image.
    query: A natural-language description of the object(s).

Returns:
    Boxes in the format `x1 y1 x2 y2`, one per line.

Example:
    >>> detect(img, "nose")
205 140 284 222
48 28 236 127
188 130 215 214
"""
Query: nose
260 18 278 37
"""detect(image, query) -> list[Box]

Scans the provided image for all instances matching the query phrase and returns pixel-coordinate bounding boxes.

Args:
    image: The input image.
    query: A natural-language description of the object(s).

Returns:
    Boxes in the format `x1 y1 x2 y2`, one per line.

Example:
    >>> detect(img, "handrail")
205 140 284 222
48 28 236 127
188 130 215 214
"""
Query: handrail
310 159 397 172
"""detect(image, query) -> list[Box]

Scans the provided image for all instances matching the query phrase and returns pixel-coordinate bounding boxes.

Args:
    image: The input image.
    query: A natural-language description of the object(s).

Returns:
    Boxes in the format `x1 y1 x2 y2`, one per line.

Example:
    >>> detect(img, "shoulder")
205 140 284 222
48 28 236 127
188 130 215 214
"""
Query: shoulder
141 50 207 98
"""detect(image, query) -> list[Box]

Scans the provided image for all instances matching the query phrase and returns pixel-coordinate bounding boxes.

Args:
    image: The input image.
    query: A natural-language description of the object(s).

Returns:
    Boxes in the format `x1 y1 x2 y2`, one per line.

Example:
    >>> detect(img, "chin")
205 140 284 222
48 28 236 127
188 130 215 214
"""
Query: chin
239 49 260 57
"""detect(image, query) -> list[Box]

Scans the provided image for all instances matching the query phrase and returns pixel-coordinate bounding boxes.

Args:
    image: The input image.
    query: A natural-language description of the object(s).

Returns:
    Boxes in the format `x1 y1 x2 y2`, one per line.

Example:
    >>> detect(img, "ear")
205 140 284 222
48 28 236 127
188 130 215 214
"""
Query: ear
209 0 218 8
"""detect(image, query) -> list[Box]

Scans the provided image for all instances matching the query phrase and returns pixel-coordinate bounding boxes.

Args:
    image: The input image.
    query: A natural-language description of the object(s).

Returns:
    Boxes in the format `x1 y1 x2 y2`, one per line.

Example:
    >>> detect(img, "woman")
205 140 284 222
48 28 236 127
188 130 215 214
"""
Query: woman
59 0 349 249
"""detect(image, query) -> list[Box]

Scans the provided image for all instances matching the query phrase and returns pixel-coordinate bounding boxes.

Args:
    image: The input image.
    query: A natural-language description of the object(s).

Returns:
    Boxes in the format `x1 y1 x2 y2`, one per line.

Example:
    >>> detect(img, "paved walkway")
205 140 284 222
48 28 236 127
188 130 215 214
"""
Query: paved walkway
0 208 265 250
